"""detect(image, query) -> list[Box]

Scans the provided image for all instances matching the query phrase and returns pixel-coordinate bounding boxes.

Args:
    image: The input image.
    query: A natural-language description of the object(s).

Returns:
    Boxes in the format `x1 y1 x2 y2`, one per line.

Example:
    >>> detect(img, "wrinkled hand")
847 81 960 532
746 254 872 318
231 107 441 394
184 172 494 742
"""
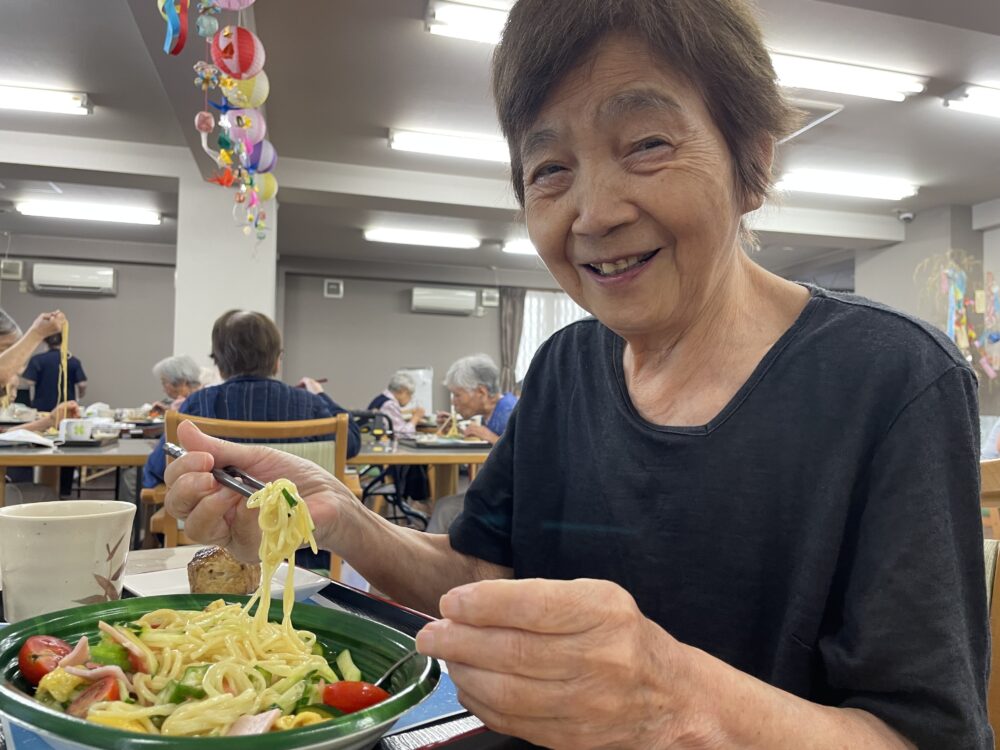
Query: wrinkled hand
411 406 426 422
296 376 325 395
164 421 354 562
416 579 687 750
461 423 493 441
30 311 66 338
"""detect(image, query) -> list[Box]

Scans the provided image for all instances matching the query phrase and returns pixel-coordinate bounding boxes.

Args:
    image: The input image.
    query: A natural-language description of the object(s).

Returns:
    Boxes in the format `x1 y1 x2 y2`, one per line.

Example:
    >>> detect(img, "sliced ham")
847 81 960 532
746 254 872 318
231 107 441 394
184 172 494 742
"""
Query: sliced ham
57 636 90 668
64 664 133 692
226 709 282 736
97 622 150 673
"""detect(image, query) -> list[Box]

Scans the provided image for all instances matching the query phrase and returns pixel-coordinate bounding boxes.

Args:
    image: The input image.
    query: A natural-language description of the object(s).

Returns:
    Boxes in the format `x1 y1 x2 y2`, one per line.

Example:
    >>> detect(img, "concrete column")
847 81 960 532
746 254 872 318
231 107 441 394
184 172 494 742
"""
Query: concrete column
173 175 277 367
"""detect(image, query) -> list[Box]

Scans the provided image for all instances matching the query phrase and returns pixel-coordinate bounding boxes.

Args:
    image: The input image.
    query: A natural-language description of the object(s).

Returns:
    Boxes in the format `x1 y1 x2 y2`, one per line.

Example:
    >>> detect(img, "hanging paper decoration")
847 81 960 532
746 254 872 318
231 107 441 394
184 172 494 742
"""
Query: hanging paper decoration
224 107 267 144
211 25 265 80
159 0 190 55
248 139 277 173
224 71 269 108
170 0 278 241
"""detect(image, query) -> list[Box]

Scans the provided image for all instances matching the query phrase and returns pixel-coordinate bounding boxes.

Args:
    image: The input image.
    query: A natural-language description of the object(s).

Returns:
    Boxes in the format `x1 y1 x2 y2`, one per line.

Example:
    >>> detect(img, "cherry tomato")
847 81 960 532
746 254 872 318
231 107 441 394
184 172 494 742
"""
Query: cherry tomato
17 636 71 686
322 681 390 713
127 650 145 674
67 676 120 718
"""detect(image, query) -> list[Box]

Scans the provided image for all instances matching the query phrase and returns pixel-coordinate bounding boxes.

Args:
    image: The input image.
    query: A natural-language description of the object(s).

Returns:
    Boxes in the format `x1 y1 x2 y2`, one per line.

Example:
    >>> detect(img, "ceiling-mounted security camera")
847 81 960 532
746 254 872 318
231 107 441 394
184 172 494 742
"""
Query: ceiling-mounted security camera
895 210 915 224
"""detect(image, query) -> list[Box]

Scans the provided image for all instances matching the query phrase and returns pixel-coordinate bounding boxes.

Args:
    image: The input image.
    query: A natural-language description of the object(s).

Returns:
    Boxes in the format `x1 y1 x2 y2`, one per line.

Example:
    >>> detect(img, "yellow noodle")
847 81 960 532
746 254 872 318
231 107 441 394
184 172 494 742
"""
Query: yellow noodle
77 481 339 736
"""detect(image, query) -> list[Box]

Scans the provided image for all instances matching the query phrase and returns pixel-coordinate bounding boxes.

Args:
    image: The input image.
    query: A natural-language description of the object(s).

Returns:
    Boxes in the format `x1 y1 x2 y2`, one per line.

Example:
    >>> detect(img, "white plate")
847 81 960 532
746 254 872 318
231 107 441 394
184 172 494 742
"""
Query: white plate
122 562 329 600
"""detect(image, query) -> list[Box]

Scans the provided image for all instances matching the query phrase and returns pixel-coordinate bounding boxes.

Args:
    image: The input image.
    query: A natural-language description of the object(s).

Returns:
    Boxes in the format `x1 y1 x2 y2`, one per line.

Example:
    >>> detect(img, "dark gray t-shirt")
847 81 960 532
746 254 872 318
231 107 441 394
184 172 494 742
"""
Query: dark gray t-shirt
450 287 992 749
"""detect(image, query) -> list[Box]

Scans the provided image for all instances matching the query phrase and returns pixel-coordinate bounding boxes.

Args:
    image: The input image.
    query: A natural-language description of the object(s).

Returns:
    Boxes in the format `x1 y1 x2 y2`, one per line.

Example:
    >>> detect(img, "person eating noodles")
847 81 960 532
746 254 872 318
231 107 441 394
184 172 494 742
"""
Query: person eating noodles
163 0 991 747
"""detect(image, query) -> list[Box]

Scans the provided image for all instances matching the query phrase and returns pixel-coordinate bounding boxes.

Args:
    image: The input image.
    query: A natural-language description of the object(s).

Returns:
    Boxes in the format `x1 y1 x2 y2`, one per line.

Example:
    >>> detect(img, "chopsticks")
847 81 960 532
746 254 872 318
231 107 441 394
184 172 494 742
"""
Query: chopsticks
163 442 265 499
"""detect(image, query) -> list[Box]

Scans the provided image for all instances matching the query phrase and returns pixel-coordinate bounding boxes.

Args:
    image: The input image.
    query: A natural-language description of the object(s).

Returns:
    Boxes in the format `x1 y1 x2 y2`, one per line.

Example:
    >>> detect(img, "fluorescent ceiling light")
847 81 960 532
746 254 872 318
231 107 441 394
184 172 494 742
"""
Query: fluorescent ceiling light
943 85 1000 118
502 239 537 255
15 201 161 225
426 1 511 44
0 85 91 115
389 128 509 163
776 169 917 201
771 53 925 102
364 227 480 249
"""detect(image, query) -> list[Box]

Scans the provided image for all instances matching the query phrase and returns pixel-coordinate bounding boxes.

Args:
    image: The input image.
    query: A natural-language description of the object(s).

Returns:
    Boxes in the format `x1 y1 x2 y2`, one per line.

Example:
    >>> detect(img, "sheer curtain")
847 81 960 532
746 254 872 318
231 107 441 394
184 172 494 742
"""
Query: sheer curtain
515 290 589 382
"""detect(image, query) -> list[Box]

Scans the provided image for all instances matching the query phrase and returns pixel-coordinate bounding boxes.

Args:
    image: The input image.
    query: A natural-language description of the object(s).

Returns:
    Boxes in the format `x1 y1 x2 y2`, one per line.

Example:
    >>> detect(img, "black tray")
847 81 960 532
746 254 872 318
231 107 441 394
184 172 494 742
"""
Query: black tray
58 436 119 448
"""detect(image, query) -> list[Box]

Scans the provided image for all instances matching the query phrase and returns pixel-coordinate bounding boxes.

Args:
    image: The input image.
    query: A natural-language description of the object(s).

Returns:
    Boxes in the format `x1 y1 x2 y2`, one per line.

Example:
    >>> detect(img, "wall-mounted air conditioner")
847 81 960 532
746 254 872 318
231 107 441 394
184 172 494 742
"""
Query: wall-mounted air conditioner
31 263 117 296
411 287 477 316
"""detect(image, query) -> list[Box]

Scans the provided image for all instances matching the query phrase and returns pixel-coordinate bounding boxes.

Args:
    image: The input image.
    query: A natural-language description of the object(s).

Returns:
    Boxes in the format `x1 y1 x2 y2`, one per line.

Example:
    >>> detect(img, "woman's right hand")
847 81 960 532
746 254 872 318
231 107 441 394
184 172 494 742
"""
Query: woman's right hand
164 421 356 563
29 311 66 338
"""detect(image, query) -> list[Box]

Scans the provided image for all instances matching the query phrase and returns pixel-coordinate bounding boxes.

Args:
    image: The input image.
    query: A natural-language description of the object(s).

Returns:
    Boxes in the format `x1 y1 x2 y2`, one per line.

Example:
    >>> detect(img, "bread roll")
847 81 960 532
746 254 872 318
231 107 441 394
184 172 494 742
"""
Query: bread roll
187 546 261 595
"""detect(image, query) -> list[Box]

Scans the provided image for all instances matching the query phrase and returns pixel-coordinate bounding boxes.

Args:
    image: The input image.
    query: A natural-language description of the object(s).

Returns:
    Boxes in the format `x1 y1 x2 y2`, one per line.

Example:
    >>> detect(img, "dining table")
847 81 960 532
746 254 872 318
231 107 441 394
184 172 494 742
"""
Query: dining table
347 438 492 500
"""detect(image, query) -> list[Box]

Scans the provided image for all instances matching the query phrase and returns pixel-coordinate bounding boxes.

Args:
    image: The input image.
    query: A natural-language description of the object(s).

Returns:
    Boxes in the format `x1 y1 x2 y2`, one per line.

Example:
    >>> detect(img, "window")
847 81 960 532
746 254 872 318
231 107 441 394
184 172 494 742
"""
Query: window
515 290 589 381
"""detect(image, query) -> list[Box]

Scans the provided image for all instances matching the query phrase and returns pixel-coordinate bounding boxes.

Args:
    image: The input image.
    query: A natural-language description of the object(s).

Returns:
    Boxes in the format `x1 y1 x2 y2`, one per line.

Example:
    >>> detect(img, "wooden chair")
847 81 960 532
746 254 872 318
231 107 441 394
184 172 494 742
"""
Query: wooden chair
146 411 356 579
984 539 1000 737
980 460 1000 540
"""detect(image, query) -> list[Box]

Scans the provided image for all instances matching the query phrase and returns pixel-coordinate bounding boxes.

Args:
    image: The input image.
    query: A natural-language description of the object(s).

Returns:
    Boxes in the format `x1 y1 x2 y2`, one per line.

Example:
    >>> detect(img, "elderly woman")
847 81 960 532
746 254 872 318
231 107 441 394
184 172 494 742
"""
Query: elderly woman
152 355 202 412
441 354 517 445
368 370 425 439
163 1 989 747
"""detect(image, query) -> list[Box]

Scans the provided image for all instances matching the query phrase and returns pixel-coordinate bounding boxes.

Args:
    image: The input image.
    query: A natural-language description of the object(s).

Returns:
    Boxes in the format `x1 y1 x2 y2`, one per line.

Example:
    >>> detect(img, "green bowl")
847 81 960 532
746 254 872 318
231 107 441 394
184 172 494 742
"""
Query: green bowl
0 594 440 750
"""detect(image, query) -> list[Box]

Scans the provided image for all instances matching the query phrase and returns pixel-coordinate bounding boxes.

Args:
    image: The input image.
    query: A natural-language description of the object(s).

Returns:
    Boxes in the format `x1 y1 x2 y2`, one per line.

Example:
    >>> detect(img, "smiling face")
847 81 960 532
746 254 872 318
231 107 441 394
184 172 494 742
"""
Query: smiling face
521 35 763 339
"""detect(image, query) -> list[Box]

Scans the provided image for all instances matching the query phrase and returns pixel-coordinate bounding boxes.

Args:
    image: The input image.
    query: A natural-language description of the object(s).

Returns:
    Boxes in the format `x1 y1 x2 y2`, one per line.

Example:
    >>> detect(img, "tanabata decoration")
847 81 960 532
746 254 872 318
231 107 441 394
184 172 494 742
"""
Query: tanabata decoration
225 71 269 108
211 25 265 80
159 0 190 55
170 0 278 240
224 107 267 145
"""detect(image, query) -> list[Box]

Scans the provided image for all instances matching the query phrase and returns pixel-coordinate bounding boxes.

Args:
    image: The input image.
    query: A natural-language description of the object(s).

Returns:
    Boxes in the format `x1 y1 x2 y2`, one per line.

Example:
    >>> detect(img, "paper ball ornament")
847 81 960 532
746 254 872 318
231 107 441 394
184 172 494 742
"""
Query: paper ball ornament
226 108 266 145
224 71 269 108
255 173 278 201
196 14 219 38
248 139 277 173
194 110 215 133
210 26 265 80
214 0 256 8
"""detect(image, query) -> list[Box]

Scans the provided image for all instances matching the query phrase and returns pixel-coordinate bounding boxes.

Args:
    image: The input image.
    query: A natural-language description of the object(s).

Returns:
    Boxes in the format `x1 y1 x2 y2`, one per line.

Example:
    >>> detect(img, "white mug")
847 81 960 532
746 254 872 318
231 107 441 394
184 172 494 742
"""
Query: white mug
60 419 93 441
0 500 136 621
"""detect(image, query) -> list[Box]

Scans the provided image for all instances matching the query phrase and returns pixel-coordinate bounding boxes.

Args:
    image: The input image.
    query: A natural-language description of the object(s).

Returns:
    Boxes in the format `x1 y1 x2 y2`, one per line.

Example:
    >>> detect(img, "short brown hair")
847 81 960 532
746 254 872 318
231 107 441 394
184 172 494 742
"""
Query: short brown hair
210 310 281 379
493 0 800 208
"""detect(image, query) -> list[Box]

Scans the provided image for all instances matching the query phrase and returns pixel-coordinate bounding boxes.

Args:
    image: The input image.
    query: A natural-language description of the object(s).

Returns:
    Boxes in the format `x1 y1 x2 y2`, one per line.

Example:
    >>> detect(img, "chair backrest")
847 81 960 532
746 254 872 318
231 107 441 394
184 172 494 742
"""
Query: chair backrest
982 460 1000 509
165 411 349 481
985 539 1000 737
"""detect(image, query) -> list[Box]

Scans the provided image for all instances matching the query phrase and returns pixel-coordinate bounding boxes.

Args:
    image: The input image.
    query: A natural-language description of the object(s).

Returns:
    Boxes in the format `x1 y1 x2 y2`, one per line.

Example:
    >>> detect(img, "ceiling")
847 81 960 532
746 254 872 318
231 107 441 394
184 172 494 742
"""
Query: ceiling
2 0 1000 283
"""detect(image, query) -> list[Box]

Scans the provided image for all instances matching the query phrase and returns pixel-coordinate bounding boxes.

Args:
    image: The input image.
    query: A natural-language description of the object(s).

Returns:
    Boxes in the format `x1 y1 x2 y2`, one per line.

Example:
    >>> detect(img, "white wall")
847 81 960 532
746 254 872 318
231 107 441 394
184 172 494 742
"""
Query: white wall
281 274 502 411
0 260 175 408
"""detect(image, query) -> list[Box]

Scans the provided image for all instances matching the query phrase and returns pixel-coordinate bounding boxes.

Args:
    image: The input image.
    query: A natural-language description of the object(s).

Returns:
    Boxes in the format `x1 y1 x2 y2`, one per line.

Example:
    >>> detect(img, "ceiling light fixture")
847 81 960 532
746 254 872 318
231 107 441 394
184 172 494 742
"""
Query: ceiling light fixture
943 84 1000 118
364 227 481 249
770 53 926 102
389 128 509 163
502 239 537 255
776 170 917 201
0 85 92 115
15 201 161 225
425 0 512 45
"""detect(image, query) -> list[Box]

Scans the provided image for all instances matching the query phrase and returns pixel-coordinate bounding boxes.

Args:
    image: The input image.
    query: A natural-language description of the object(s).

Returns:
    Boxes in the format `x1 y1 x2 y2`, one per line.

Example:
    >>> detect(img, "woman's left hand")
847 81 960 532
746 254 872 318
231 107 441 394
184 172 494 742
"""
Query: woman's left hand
415 579 692 750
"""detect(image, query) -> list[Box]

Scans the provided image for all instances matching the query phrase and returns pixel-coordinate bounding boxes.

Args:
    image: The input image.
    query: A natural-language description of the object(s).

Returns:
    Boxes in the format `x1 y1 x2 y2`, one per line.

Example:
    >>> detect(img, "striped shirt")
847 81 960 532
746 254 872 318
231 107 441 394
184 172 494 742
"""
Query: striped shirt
142 376 360 487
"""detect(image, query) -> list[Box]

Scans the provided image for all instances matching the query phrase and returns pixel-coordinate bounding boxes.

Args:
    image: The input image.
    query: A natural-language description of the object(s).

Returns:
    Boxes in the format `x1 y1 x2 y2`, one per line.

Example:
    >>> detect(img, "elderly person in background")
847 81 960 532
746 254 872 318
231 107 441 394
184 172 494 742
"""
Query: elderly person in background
152 355 203 412
441 354 517 446
368 371 425 439
142 310 360 491
164 0 990 747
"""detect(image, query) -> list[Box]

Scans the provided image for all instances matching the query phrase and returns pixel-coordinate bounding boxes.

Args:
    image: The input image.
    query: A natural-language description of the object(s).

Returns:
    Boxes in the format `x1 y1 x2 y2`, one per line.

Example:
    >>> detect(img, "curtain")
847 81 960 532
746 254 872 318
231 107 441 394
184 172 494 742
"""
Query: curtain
515 290 589 382
498 286 526 393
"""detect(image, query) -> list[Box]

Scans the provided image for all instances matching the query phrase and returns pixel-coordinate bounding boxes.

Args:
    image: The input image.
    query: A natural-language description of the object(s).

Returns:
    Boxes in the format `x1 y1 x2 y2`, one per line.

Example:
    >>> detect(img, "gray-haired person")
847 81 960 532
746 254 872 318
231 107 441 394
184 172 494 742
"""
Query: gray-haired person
368 370 425 438
441 354 517 446
152 355 203 411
